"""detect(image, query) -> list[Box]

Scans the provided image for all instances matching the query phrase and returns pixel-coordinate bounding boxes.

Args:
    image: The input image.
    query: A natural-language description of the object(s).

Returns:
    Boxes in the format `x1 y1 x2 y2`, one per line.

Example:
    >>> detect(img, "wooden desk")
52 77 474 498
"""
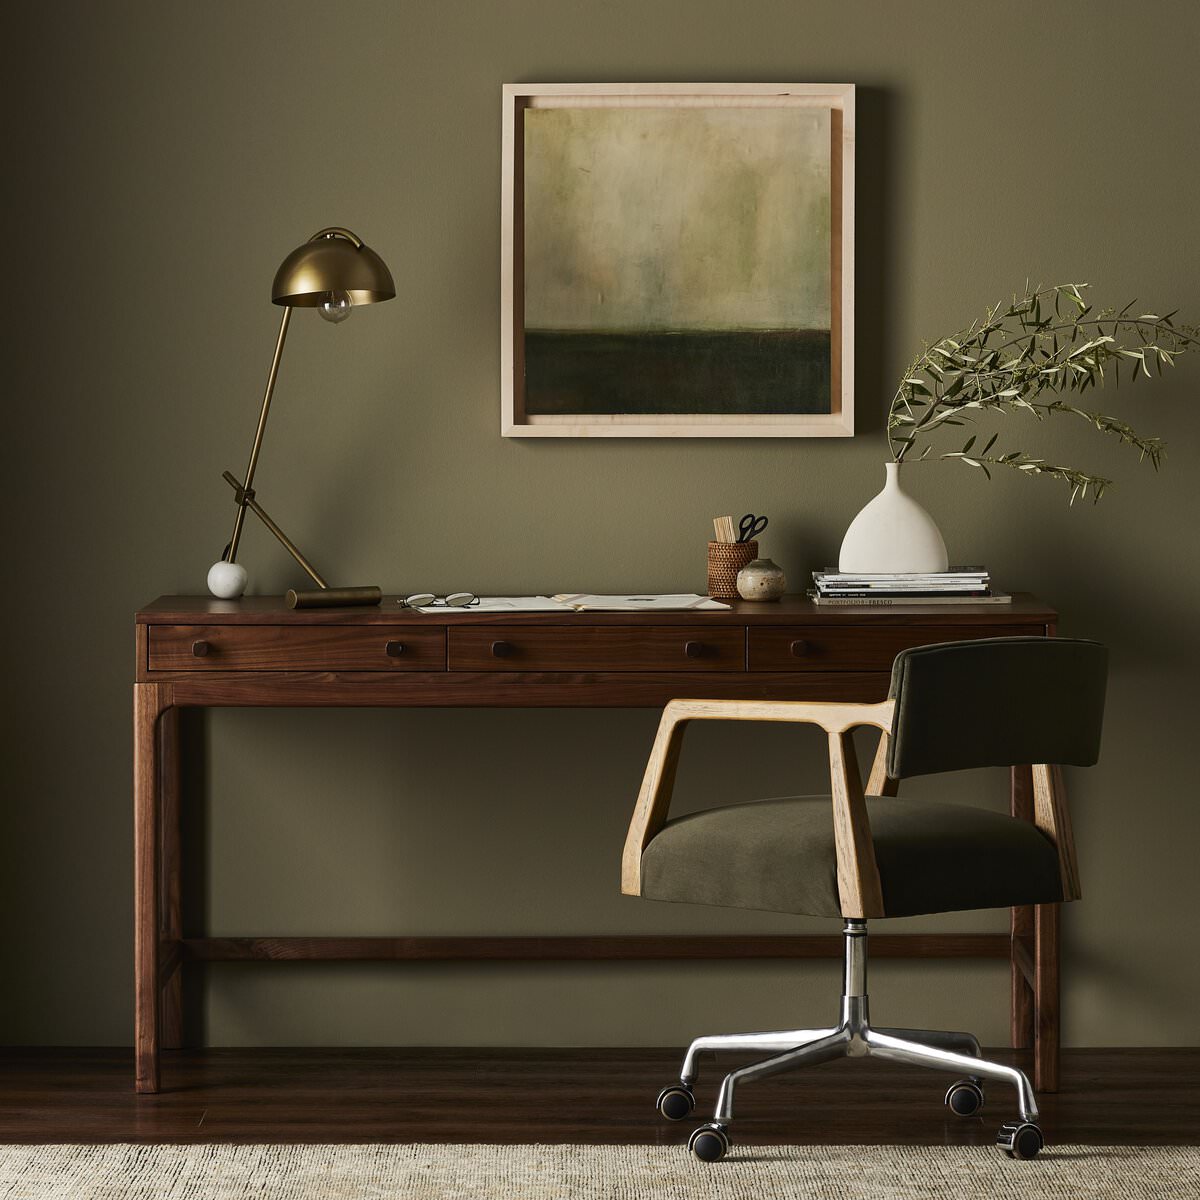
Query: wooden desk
134 593 1059 1094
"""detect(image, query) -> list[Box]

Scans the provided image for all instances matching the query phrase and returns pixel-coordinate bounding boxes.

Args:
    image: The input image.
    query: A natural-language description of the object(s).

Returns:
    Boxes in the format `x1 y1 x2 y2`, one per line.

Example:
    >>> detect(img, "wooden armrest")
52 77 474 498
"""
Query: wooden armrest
621 699 892 918
655 697 895 734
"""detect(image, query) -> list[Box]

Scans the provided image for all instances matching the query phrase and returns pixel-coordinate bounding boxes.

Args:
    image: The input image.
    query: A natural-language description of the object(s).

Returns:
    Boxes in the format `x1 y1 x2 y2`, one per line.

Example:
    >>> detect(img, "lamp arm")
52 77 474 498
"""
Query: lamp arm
226 305 292 562
221 473 327 588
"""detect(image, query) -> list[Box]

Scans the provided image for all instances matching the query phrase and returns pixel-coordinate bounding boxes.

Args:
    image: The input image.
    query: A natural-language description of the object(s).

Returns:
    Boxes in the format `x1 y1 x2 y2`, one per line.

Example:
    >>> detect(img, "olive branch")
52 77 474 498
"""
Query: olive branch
888 284 1199 503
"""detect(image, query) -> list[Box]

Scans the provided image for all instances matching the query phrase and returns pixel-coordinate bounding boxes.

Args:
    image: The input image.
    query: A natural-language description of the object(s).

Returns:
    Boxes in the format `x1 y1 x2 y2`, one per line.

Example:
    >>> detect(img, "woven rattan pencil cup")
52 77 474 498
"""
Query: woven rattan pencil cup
707 540 758 599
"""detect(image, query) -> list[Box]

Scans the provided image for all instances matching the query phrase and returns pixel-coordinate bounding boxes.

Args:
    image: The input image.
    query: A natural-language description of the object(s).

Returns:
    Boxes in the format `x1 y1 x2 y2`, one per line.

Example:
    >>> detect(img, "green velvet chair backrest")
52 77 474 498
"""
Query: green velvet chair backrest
886 636 1108 780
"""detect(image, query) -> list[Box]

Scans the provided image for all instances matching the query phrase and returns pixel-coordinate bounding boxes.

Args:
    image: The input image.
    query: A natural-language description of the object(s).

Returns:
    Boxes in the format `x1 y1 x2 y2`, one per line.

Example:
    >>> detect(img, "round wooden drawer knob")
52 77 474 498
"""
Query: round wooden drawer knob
491 640 515 658
191 640 211 657
790 640 808 657
684 641 706 659
385 641 406 657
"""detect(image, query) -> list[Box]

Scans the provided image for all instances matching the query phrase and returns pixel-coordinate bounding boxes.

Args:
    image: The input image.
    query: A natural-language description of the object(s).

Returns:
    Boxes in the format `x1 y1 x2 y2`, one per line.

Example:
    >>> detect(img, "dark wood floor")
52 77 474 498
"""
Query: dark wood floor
2 1048 1197 1145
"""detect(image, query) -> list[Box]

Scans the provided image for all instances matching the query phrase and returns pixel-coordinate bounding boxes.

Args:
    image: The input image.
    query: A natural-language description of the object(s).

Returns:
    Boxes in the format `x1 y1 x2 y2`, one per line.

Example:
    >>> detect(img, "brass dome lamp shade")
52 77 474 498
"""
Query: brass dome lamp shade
207 227 395 608
272 227 396 310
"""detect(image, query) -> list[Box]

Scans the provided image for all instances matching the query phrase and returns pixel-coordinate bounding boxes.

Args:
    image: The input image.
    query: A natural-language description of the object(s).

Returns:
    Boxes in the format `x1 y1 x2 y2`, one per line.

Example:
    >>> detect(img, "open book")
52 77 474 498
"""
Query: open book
553 594 729 612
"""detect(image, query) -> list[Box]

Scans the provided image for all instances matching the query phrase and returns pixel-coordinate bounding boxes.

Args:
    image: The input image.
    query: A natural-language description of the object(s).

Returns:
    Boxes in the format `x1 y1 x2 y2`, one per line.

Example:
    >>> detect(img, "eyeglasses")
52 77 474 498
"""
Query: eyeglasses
397 592 479 609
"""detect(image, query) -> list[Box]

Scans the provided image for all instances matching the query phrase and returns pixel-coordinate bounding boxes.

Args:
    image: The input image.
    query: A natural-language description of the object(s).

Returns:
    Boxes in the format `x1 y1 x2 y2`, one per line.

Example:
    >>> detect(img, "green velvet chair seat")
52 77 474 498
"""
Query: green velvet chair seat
640 795 1064 919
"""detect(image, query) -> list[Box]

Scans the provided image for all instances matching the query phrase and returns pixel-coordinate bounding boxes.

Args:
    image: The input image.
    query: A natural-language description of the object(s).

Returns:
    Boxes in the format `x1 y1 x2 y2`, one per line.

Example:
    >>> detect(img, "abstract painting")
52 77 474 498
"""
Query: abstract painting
502 85 855 437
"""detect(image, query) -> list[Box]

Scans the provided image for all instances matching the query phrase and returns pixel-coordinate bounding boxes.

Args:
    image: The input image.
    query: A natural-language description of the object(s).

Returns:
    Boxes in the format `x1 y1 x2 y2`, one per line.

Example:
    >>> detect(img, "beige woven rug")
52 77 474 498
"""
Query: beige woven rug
1 1143 1197 1199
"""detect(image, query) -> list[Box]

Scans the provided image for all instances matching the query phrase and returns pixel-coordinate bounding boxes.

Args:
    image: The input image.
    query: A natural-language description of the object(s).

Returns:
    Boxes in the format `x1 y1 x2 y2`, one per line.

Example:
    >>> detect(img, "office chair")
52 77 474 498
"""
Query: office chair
622 637 1107 1162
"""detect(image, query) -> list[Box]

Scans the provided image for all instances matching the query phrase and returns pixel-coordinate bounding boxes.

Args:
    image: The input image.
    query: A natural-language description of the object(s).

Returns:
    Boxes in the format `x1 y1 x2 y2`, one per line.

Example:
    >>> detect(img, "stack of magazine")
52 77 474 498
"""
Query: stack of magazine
810 567 1010 606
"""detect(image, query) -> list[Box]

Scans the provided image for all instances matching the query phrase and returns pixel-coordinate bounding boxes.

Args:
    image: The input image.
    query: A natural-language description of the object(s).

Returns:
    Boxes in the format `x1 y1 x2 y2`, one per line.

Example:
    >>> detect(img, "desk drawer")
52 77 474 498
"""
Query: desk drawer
447 625 745 671
147 625 447 671
748 625 1045 672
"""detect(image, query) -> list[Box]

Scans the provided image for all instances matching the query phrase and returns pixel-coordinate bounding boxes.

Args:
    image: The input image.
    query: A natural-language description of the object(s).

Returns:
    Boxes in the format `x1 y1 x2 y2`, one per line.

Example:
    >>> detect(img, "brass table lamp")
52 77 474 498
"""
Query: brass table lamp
207 226 395 608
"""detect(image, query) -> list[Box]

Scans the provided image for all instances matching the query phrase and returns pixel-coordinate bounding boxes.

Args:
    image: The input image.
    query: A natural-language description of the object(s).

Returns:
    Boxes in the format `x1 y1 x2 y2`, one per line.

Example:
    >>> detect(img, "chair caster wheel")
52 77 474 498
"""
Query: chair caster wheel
945 1079 985 1117
656 1084 695 1121
688 1123 731 1162
996 1121 1044 1160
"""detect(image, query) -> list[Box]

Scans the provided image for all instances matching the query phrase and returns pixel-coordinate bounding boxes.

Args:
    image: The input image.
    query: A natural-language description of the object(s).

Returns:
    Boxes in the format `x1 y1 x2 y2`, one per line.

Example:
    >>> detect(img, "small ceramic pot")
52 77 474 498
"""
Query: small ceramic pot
736 558 787 601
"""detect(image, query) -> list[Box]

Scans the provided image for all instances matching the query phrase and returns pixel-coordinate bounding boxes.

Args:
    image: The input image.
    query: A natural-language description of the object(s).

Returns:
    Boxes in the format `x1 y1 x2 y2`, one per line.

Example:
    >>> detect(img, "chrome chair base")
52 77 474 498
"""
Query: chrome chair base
665 920 1043 1162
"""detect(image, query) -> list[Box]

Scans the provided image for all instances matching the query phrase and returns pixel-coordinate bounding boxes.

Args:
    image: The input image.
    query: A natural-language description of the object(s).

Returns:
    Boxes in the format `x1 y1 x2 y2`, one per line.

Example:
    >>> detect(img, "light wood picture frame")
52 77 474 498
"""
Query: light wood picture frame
501 83 855 438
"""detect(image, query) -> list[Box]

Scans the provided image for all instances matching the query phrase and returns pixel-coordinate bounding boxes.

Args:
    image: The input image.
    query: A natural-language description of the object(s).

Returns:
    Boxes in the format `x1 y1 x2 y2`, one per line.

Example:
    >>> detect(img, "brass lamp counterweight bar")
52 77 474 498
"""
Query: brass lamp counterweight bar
226 306 293 563
221 471 328 588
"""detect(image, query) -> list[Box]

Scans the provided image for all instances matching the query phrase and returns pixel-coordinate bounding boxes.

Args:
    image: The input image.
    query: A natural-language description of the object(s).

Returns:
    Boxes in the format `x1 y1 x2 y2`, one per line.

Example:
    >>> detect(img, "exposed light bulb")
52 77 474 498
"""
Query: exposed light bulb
318 291 353 323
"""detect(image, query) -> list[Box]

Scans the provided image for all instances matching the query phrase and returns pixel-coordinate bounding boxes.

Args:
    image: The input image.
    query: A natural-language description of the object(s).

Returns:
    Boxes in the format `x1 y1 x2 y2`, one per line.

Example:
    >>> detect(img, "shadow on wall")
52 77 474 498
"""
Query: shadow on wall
853 85 901 438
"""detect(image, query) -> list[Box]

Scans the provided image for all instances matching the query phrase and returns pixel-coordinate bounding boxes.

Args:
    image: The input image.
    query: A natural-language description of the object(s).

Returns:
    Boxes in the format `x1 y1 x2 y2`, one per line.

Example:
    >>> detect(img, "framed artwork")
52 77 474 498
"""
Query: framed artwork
501 83 854 438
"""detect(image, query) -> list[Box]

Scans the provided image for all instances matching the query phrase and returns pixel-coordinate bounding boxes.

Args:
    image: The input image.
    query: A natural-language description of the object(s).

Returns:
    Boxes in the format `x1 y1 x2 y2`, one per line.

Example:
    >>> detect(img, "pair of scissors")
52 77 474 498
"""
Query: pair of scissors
738 513 768 543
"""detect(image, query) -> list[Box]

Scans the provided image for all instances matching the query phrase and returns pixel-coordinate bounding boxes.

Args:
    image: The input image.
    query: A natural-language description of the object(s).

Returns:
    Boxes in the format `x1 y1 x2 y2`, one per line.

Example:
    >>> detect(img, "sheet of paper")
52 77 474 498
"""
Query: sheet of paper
412 596 574 614
553 593 730 612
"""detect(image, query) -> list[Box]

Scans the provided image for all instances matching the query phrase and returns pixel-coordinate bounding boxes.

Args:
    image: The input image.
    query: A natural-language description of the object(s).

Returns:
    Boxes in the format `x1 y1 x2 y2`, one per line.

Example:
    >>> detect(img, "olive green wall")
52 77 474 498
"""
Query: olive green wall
6 0 1199 1048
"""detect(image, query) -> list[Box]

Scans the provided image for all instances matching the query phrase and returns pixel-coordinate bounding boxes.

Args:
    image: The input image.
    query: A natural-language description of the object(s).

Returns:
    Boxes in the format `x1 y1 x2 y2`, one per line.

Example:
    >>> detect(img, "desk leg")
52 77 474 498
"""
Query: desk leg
1010 766 1034 1053
134 683 171 1093
159 706 182 1050
1034 902 1060 1092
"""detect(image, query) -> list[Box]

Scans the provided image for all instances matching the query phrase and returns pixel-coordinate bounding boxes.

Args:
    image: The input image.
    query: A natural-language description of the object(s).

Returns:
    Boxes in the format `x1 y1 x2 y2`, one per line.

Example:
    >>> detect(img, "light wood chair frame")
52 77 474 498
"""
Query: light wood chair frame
621 697 1080 922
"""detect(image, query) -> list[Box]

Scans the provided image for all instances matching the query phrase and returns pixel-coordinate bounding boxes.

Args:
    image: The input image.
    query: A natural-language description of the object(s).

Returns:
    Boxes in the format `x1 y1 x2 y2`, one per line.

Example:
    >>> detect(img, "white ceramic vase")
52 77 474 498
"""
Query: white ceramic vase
838 461 949 573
